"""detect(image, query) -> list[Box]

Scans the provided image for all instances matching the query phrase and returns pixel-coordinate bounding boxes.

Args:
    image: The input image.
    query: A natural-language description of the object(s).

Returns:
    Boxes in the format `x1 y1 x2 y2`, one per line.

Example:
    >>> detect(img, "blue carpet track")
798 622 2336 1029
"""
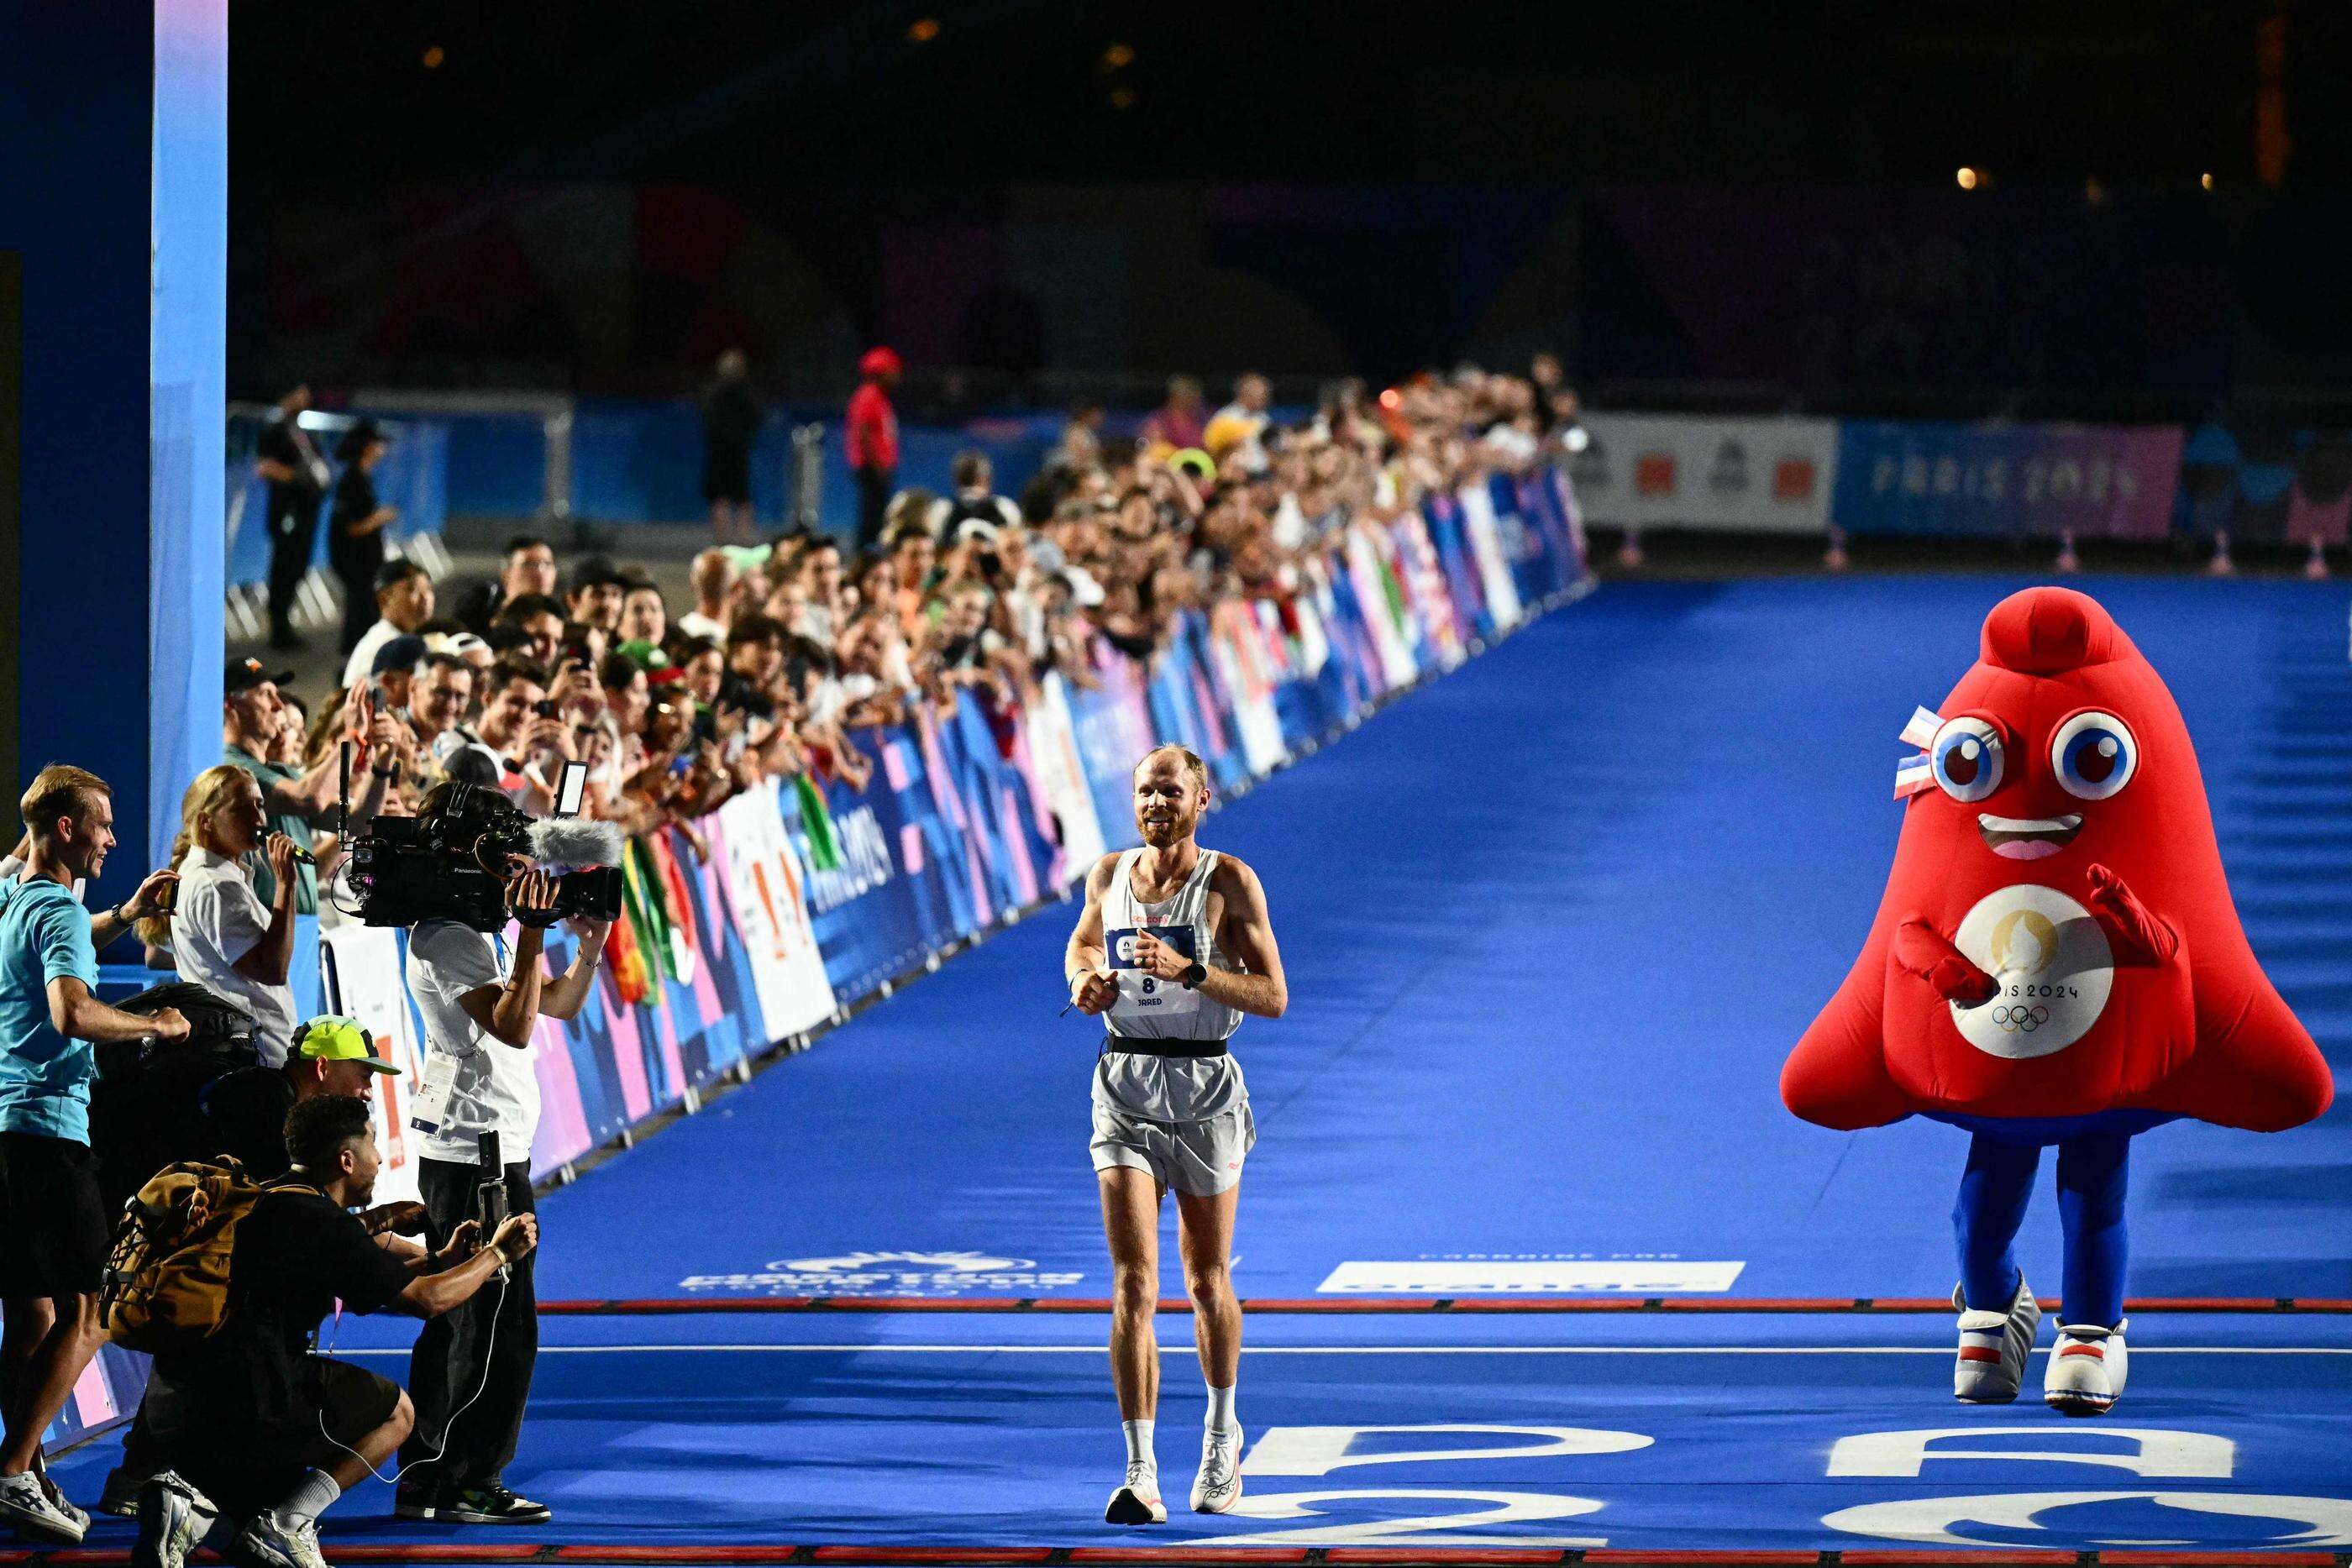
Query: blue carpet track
50 576 2352 1559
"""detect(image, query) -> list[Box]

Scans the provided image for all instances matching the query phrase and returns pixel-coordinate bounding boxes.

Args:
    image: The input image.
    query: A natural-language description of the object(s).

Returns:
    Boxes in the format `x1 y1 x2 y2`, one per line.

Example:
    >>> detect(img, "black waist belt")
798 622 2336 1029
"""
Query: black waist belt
1105 1036 1230 1058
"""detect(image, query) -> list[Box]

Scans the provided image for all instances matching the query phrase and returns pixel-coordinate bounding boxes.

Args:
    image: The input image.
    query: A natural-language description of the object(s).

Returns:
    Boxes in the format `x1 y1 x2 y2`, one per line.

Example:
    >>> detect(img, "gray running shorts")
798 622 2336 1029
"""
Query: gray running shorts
1089 1099 1256 1197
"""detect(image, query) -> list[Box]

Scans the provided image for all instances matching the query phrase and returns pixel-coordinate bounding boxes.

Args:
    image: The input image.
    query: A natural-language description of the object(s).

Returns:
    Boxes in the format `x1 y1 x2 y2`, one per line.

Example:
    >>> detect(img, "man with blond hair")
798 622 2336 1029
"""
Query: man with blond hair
0 766 185 1541
1064 744 1288 1526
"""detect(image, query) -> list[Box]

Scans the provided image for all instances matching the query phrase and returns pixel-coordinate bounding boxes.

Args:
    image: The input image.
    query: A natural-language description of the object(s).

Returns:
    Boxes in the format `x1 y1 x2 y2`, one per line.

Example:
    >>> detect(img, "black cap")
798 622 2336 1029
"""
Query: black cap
374 559 428 595
370 634 429 677
224 656 295 695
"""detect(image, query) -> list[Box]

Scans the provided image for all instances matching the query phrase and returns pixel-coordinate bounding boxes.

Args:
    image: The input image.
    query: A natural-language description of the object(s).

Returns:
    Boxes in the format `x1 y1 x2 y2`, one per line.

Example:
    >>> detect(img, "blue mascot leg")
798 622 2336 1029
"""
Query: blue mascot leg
2055 1132 2131 1328
1954 1133 2040 1309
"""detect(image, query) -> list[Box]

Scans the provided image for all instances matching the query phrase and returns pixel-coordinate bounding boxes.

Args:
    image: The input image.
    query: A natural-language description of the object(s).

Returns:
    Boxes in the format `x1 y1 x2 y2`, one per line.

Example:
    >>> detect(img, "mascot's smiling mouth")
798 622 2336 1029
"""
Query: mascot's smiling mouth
1978 812 2083 860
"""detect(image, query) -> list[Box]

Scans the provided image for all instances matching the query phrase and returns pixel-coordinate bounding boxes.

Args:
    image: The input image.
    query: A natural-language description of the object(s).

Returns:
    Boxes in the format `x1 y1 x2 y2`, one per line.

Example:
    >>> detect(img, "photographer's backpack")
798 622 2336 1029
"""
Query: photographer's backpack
101 1158 318 1356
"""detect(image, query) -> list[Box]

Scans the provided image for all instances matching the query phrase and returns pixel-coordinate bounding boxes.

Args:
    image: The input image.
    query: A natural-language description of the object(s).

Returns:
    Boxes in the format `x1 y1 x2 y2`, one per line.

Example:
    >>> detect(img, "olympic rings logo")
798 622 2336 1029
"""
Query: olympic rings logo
1990 1004 2050 1033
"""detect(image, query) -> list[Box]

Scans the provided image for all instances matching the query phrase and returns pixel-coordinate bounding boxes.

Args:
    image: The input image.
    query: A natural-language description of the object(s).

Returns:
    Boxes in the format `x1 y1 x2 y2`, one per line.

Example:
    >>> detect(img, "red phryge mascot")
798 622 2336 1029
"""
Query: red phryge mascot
1782 586 2332 1415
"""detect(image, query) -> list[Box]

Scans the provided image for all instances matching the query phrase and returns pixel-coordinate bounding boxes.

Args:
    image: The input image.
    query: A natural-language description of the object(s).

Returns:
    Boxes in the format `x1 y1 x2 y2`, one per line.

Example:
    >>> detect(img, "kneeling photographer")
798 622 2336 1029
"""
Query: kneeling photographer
340 777 615 1524
134 1095 537 1568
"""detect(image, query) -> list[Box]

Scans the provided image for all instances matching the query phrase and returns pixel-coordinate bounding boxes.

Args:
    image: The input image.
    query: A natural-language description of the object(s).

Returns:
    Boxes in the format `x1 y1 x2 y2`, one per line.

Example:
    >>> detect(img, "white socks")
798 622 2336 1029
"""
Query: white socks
1121 1419 1157 1472
277 1469 342 1530
1205 1382 1238 1435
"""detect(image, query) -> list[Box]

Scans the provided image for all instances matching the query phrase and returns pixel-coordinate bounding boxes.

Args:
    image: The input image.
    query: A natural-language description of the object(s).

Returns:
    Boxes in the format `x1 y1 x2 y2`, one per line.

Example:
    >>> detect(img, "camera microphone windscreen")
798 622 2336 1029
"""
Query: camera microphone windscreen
528 815 624 869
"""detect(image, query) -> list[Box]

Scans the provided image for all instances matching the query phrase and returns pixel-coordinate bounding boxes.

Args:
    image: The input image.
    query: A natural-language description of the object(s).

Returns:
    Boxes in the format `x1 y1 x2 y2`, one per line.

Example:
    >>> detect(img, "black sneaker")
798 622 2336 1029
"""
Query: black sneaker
391 1481 442 1521
437 1486 550 1525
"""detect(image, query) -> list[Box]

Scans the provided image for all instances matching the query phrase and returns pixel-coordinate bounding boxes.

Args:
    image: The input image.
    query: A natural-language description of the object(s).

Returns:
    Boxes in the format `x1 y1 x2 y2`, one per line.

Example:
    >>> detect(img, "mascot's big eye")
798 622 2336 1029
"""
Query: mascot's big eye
2051 710 2137 800
1929 716 2005 802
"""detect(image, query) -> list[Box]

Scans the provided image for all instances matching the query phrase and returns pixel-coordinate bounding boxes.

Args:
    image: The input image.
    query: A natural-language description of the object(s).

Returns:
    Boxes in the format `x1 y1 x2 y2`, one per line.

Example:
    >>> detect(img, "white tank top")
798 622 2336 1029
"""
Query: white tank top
1092 847 1247 1122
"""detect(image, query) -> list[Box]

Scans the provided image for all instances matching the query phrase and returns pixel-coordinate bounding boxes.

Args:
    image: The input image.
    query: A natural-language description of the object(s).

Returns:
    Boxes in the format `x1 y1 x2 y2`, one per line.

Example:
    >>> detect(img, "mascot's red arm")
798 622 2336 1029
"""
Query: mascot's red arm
2156 939 2334 1132
1782 905 1914 1130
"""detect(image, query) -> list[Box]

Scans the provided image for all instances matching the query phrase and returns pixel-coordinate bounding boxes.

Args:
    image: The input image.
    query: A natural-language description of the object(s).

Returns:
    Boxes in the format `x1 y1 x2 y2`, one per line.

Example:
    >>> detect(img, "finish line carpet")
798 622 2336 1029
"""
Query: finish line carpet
49 576 2352 1559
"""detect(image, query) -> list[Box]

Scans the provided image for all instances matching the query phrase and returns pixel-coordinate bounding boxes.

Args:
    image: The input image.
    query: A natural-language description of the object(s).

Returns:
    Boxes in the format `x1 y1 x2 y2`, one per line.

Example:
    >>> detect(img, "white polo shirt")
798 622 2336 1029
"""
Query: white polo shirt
407 919 542 1168
169 847 297 1066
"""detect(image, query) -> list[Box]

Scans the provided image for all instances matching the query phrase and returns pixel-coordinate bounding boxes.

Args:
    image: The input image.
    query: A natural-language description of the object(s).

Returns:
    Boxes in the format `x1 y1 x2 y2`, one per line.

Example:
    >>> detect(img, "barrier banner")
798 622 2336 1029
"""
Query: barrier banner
1420 492 1488 645
788 731 952 1001
1572 413 1840 535
714 786 838 1045
1457 482 1525 632
1020 674 1110 871
1833 421 2182 539
1066 646 1158 844
2175 421 2352 546
322 922 435 1204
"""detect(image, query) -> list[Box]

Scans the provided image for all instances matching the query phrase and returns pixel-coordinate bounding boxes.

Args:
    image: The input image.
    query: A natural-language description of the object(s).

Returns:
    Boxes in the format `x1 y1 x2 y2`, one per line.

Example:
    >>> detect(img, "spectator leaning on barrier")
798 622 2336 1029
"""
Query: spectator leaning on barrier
617 577 667 647
563 559 627 644
255 385 330 653
134 1094 538 1568
402 652 477 773
1141 375 1207 454
395 838 608 1524
0 765 186 1543
929 450 1023 543
847 345 902 551
223 659 395 915
471 658 570 814
492 592 567 672
677 549 735 643
454 536 557 638
147 767 301 1067
341 560 436 693
326 421 397 658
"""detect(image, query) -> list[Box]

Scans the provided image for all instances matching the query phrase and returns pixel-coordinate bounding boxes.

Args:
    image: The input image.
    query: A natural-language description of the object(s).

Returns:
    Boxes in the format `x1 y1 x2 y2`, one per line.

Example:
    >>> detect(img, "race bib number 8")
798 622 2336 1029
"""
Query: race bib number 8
1107 924 1201 1020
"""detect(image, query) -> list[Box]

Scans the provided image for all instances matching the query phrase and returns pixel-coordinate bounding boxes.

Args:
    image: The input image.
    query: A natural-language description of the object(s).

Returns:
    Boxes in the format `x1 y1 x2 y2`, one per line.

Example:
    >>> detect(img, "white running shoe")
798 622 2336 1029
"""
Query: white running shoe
229 1508 331 1568
2045 1319 2129 1417
1952 1276 2040 1403
37 1469 88 1536
1191 1425 1243 1514
133 1471 220 1568
0 1469 87 1544
1104 1462 1167 1526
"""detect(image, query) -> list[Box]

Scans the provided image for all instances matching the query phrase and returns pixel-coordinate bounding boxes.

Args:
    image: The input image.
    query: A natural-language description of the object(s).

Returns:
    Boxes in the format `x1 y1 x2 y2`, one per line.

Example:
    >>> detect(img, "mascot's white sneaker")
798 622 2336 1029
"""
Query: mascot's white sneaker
2045 1319 2128 1416
1952 1276 2041 1403
1105 1462 1166 1526
1191 1425 1243 1513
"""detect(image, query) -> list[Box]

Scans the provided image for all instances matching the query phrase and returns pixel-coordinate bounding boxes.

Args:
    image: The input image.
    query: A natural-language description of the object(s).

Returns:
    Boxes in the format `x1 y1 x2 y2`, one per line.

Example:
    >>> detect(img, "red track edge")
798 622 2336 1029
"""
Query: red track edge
534 1295 2352 1316
0 1550 2341 1566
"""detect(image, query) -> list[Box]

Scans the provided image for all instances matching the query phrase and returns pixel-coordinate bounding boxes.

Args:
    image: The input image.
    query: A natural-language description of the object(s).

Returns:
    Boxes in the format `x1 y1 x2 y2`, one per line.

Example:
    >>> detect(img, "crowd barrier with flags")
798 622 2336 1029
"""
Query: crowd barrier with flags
328 459 1583 1202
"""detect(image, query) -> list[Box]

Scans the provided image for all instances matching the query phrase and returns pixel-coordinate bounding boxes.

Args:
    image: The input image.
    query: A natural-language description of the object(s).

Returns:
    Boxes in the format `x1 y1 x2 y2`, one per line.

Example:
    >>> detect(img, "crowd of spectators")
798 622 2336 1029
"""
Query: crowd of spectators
219 357 1579 946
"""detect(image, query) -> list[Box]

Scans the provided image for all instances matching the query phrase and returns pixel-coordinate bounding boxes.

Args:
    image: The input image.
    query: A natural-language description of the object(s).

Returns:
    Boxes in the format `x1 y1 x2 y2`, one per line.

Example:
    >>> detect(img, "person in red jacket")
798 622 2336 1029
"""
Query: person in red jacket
847 347 902 551
1782 587 2332 1418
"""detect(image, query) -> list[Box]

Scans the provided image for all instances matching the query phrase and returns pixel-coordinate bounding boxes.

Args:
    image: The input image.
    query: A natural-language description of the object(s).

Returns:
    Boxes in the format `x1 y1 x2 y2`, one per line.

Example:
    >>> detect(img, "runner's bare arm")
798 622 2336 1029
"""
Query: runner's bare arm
1202 856 1287 1020
1064 853 1121 1012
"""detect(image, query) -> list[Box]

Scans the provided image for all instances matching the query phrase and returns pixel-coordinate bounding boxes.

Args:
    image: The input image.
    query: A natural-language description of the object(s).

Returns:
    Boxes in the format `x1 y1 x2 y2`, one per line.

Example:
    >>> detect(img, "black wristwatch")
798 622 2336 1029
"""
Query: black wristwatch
1179 961 1208 990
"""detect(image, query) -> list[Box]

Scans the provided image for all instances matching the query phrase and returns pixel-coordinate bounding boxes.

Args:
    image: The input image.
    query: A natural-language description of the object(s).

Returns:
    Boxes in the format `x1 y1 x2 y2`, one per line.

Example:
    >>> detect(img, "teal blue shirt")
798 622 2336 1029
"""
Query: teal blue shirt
0 878 100 1144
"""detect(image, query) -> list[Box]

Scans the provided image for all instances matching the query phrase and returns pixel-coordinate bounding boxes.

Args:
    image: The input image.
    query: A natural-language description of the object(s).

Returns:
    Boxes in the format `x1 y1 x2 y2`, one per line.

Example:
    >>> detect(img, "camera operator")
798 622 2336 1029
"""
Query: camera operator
395 803 609 1525
0 767 184 1543
135 1095 538 1568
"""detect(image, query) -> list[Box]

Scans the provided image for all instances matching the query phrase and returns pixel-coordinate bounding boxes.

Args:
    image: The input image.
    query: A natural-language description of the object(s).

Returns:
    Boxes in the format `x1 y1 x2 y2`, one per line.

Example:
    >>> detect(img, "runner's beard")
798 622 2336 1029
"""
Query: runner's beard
1137 804 1200 847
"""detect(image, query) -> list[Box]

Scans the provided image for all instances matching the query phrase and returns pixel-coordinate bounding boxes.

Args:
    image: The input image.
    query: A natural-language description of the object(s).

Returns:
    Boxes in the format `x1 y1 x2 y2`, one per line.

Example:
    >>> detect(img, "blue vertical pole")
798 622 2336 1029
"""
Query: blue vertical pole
0 0 226 912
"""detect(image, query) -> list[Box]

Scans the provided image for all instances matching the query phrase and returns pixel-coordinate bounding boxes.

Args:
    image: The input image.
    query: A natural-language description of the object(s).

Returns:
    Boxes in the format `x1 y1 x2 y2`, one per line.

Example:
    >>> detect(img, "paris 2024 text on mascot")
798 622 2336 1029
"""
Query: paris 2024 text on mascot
1781 585 2334 1416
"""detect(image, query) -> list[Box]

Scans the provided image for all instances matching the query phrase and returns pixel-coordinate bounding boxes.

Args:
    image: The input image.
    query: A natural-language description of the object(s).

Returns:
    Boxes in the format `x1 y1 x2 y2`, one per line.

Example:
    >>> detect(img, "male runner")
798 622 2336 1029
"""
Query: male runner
1065 745 1287 1525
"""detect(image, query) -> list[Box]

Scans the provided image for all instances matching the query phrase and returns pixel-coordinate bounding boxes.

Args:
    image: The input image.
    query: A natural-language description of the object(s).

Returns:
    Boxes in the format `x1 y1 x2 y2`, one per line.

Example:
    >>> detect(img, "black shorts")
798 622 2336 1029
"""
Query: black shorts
150 1357 402 1511
0 1132 109 1299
